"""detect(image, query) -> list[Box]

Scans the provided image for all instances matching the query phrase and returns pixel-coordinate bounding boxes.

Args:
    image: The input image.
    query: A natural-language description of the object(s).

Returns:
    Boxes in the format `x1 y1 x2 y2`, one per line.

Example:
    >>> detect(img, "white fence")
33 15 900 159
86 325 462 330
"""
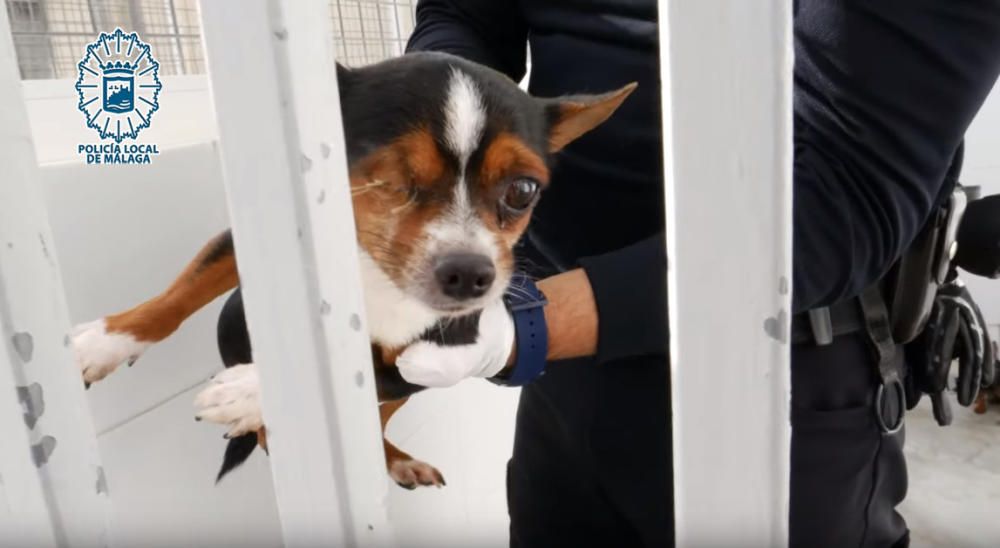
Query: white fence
0 0 794 546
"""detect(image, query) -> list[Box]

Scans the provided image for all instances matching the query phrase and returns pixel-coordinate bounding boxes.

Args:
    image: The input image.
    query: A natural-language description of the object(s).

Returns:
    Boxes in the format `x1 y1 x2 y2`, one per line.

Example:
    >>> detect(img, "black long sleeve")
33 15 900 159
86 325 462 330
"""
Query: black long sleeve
406 0 1000 364
406 0 528 82
791 1 1000 312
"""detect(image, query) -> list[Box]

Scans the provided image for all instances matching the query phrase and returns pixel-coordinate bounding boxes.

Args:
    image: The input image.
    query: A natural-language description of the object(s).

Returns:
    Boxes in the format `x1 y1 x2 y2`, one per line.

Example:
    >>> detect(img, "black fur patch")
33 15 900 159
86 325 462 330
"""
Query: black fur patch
375 366 427 402
196 230 234 274
418 312 482 346
216 433 258 483
217 288 252 367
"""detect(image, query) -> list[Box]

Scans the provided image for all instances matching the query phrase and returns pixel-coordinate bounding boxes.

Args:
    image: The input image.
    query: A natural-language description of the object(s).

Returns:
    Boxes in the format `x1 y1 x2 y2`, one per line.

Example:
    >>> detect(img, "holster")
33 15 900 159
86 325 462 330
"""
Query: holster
884 185 968 344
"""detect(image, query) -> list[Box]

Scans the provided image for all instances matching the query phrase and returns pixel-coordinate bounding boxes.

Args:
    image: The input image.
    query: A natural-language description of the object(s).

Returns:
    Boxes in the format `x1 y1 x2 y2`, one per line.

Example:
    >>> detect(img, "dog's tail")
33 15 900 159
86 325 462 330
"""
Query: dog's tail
216 434 259 483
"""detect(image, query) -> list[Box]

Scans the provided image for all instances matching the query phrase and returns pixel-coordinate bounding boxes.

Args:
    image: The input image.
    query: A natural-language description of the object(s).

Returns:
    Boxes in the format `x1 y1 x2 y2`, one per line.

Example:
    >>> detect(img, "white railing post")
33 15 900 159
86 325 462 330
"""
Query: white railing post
0 7 111 547
198 1 392 546
659 1 794 546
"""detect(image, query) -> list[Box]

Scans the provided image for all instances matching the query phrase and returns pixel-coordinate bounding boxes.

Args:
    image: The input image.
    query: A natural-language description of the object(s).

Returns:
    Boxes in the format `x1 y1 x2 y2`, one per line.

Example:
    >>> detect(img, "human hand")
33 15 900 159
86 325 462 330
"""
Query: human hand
395 299 515 388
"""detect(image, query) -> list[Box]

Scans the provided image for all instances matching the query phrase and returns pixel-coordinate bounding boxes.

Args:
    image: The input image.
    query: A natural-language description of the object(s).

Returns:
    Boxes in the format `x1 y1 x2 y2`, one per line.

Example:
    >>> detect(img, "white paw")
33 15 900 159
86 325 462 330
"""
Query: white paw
72 319 150 386
194 363 263 438
389 458 446 489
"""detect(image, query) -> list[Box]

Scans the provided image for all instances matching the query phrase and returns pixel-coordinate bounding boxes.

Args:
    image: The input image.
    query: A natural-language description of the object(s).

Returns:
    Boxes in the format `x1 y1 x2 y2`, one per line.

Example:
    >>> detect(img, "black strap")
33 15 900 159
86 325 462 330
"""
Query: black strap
858 285 907 435
790 299 866 345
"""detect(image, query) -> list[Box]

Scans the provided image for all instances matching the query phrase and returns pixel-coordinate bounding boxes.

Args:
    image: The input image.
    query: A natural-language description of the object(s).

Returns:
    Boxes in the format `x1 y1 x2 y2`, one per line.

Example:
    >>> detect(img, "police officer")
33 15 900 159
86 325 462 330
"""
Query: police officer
394 1 1000 546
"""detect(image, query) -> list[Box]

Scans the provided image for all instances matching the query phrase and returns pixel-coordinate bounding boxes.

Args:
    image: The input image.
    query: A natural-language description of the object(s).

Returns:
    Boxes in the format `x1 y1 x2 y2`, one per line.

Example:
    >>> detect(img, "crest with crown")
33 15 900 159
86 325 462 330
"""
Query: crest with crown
101 60 136 77
75 27 162 143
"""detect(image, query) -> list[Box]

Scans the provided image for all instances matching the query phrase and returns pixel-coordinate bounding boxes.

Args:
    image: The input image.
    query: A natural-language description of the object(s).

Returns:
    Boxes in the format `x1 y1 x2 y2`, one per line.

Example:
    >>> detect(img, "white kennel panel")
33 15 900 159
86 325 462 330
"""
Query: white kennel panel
659 1 794 545
0 6 110 545
200 0 392 545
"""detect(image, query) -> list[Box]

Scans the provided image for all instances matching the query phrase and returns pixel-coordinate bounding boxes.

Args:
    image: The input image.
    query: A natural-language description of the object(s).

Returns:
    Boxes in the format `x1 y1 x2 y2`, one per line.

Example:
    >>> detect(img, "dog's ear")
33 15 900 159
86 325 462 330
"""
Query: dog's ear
545 82 638 152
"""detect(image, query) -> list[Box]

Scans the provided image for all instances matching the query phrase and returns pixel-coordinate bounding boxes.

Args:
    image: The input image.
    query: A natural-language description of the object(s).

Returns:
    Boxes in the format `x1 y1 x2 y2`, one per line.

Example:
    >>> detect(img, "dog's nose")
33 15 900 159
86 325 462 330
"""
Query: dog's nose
434 253 496 300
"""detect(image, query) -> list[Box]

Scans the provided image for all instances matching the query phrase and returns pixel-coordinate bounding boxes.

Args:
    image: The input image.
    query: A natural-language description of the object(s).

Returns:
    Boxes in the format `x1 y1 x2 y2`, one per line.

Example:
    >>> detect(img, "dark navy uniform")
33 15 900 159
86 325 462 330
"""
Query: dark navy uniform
408 1 1000 546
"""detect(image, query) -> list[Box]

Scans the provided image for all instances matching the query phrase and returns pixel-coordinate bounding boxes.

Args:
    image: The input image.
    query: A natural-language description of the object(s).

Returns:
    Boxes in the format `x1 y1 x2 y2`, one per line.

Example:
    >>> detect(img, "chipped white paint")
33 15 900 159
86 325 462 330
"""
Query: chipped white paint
659 0 793 546
0 6 110 546
199 1 392 546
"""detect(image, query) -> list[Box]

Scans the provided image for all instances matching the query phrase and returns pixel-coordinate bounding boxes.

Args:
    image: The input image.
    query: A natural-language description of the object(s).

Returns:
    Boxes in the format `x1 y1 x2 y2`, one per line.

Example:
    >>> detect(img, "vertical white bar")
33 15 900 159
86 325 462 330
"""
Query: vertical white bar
659 1 793 546
0 8 111 548
199 1 392 546
0 344 57 547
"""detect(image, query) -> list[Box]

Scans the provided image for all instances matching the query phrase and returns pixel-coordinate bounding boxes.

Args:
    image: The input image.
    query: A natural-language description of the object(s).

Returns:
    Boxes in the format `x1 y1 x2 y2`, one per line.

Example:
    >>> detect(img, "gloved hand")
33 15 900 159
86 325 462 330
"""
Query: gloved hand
905 278 996 425
954 193 1000 278
395 298 515 388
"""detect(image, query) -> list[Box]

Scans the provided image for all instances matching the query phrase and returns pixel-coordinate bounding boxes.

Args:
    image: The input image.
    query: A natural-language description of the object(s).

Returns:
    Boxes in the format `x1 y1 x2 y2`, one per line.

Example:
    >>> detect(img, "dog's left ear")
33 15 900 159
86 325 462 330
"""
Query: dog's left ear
545 82 638 152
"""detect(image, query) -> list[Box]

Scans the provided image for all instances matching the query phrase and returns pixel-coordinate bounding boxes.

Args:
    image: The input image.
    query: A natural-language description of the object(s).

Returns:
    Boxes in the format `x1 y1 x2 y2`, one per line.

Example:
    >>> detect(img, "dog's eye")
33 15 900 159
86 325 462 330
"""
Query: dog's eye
501 178 540 212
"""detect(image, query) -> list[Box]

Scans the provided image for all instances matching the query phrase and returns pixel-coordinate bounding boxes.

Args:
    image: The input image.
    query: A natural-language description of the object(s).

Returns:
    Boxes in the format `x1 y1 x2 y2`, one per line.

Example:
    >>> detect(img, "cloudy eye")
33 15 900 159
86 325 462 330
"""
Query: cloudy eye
501 178 540 213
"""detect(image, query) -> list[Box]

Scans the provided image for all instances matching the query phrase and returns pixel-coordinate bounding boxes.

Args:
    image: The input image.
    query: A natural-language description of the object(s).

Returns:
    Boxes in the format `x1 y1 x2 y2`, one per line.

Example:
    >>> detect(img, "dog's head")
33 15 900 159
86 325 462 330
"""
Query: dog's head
338 52 634 345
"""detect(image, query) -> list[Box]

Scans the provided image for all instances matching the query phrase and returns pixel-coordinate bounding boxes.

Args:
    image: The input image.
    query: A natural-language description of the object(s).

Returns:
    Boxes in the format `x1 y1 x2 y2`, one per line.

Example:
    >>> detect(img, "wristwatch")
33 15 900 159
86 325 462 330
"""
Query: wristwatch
490 272 549 386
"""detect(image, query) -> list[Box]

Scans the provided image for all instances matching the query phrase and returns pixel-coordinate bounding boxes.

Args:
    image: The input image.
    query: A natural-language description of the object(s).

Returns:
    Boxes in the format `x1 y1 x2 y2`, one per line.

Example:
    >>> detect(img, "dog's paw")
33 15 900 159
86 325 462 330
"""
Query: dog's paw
389 458 446 490
194 363 263 438
72 319 150 387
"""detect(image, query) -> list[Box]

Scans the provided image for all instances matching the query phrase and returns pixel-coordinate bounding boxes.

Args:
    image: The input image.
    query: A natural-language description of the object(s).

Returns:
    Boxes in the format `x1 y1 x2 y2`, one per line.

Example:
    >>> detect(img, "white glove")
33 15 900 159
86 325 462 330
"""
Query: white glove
396 298 515 388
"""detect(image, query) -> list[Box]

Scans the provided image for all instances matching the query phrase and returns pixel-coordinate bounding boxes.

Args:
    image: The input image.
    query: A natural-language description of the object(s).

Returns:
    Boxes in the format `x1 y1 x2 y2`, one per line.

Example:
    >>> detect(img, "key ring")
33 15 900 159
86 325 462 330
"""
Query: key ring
874 377 906 435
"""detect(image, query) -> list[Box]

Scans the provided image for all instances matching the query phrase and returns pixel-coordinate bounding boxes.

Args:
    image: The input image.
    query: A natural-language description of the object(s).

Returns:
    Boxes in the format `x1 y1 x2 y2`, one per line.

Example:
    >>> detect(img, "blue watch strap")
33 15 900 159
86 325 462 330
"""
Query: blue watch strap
497 273 548 386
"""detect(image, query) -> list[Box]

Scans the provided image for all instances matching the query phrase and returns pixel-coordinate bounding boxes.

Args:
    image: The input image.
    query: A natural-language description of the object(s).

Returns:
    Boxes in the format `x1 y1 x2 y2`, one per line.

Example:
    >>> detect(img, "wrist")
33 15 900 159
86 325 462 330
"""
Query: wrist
490 273 548 386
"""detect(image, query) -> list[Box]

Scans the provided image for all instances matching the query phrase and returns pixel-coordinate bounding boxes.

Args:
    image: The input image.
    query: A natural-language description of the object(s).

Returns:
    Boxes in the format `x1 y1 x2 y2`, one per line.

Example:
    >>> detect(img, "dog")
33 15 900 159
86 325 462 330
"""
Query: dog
71 51 635 489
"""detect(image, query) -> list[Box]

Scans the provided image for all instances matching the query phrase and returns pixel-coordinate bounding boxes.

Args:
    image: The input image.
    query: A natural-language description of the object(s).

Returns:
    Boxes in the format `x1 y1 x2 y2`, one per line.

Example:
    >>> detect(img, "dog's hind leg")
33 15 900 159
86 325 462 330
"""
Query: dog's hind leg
73 229 238 386
381 398 445 489
211 288 264 482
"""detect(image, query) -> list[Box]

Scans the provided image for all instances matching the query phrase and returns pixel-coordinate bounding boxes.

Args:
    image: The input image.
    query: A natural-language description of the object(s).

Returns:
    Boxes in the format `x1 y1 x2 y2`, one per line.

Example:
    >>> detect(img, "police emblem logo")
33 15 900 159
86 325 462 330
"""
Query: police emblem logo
75 28 161 143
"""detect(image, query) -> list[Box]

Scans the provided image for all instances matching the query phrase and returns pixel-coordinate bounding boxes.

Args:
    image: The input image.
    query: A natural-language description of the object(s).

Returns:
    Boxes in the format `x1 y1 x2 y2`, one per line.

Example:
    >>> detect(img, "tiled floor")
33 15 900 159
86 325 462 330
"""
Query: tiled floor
901 397 1000 547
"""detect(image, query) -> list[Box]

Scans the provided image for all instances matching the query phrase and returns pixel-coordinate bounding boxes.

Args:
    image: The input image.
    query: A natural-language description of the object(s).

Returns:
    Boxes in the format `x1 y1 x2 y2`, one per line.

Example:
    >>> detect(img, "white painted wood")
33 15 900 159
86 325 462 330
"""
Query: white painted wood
199 1 392 546
659 1 793 546
0 8 111 547
0 325 57 547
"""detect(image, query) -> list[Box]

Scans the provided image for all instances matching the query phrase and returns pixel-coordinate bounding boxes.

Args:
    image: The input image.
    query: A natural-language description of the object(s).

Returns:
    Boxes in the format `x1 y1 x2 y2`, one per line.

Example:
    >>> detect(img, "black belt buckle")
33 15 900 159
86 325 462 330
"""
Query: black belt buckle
874 376 906 435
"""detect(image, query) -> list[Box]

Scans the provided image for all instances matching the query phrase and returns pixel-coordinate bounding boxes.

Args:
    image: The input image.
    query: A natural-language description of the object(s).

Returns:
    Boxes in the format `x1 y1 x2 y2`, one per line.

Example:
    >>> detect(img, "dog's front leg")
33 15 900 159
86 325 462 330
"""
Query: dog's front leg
73 230 238 386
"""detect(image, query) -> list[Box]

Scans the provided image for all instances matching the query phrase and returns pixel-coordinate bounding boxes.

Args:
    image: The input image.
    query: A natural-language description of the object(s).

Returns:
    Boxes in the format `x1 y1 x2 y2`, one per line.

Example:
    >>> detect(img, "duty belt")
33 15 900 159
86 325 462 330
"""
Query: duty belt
790 289 905 435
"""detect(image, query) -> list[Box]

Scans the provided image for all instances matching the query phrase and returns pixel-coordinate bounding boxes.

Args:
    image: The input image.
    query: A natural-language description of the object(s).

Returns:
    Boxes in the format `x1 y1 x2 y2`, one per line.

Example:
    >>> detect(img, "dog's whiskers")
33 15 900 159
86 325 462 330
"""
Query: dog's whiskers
351 179 388 196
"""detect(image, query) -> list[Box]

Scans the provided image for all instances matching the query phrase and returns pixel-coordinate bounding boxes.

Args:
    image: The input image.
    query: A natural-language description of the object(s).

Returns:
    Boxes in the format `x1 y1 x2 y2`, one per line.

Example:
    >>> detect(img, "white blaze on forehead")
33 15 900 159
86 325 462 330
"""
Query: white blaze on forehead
433 67 496 263
444 67 486 166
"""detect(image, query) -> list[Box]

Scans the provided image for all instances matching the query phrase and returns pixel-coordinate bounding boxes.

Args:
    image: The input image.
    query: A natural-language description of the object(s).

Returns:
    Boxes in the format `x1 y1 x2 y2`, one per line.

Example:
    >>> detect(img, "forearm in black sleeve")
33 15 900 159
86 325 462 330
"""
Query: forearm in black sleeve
577 232 668 364
405 0 528 81
792 0 1000 313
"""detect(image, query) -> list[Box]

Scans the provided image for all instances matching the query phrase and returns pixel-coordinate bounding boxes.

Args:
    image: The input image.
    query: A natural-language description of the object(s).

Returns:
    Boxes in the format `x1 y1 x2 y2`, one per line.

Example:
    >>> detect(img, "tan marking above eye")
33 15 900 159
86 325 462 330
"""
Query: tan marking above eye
478 132 550 191
349 126 450 192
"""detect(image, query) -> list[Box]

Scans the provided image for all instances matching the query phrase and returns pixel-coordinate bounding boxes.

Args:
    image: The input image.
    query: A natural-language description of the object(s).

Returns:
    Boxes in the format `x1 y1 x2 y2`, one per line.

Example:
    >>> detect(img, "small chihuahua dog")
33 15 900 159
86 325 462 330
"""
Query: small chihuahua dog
71 51 634 488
